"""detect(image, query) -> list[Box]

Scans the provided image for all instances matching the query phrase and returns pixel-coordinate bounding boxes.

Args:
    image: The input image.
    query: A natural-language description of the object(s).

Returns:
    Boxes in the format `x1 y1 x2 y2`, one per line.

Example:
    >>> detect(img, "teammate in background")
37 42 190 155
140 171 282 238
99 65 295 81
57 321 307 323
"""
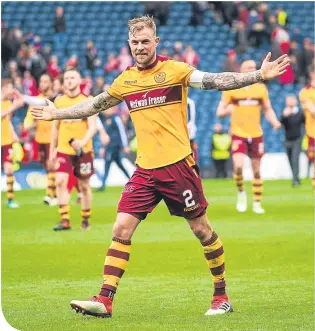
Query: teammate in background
24 73 58 206
187 97 198 162
299 67 315 189
217 60 281 214
50 68 97 231
31 16 289 317
97 108 130 192
1 79 24 208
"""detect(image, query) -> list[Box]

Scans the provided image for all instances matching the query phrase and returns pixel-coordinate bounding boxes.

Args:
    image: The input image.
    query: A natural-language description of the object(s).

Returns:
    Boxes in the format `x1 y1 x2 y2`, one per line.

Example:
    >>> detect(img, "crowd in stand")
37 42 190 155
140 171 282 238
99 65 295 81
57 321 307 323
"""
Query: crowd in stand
1 2 314 165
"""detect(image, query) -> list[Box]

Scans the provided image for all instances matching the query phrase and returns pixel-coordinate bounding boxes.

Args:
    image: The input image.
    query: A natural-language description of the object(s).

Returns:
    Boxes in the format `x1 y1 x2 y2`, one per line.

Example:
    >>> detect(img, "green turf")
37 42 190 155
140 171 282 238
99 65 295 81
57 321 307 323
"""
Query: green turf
2 179 314 331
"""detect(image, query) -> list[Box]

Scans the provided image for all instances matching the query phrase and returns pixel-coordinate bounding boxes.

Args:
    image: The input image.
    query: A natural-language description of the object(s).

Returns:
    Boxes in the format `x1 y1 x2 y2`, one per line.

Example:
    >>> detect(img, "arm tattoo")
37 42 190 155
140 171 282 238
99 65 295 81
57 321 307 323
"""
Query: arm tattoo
201 70 264 91
52 92 121 120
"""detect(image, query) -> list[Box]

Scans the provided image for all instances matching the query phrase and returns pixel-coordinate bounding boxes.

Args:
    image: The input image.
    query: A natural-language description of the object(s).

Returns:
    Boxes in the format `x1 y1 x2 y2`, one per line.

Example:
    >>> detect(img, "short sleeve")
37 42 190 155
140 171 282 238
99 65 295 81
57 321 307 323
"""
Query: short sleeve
221 91 232 103
299 89 308 110
107 76 124 101
172 61 195 87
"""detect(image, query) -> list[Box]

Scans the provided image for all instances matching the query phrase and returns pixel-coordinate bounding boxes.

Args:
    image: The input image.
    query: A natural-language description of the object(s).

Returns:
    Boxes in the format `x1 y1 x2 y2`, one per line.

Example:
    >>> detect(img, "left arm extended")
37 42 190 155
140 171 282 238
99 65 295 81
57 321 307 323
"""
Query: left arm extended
189 53 290 91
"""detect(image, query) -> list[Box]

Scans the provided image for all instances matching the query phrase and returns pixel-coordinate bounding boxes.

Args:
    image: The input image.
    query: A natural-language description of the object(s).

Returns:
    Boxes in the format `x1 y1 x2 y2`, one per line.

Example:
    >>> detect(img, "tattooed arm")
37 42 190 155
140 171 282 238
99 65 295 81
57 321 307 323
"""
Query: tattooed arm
189 52 290 91
30 91 122 121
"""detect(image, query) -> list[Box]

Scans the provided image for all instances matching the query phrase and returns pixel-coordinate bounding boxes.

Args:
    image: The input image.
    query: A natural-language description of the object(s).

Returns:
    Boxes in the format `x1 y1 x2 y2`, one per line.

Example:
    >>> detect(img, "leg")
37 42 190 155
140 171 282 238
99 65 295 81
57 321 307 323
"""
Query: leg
114 149 130 179
232 152 247 212
100 148 114 190
78 177 92 230
55 171 71 230
285 141 294 178
291 138 301 185
3 161 18 208
251 157 265 214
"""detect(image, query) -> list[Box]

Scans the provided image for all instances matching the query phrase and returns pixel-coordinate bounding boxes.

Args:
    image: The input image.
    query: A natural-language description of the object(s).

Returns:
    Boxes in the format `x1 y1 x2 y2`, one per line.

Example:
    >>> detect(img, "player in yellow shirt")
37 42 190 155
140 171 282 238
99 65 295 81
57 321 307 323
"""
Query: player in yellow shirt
31 16 289 317
50 68 97 231
1 79 24 208
299 67 315 189
217 60 281 214
24 73 58 206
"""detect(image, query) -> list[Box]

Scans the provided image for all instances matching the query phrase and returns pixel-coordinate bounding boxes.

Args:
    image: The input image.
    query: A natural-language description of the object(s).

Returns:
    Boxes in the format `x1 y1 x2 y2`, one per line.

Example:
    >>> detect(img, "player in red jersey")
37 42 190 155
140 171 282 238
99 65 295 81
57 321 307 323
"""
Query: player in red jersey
32 16 290 317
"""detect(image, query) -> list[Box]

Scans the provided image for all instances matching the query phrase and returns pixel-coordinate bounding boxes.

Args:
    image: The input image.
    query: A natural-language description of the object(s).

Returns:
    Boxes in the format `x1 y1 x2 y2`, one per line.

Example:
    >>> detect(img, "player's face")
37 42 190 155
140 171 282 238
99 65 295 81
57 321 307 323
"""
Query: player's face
63 71 81 92
128 26 160 67
240 60 257 73
39 75 52 94
53 79 63 94
2 83 14 99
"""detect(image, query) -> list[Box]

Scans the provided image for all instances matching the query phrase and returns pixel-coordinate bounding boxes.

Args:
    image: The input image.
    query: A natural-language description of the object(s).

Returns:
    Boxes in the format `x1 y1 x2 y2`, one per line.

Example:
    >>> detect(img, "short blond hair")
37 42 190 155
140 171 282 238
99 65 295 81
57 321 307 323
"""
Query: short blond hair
128 15 156 36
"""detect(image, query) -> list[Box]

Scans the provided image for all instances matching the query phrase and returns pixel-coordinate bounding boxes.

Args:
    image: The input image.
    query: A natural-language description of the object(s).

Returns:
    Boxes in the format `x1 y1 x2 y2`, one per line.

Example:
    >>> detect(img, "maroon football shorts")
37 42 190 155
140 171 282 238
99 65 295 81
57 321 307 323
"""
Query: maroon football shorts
38 143 50 165
56 151 94 179
307 135 315 162
231 134 264 158
1 144 13 166
118 155 208 220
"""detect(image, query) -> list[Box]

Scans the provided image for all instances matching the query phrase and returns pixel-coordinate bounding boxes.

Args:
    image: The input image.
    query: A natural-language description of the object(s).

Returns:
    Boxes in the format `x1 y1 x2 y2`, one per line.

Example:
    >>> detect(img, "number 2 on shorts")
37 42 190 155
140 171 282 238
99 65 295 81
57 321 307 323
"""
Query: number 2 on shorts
183 189 196 208
80 162 92 175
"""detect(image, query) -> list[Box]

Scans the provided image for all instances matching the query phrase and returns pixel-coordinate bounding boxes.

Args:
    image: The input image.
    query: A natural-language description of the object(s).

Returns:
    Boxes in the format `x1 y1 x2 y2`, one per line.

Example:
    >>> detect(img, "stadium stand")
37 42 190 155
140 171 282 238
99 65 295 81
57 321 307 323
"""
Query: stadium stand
1 1 314 167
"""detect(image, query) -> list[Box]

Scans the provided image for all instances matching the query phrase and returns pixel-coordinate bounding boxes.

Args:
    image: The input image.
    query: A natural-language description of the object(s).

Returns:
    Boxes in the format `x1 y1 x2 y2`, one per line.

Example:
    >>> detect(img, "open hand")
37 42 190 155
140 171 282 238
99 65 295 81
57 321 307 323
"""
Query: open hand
260 52 290 80
31 99 56 121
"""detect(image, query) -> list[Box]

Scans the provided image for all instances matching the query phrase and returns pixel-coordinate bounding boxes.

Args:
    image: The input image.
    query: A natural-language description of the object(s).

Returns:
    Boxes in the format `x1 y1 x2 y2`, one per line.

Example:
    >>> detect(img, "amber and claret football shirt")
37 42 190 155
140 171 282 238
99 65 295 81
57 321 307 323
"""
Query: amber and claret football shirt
107 55 195 169
1 100 14 146
299 85 315 139
24 93 53 144
222 83 269 138
54 93 93 155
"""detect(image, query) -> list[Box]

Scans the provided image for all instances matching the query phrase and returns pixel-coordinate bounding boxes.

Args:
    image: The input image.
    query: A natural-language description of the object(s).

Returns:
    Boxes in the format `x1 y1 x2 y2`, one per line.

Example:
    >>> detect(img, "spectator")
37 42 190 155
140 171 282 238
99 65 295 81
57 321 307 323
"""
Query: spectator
80 75 93 96
296 38 314 84
160 48 169 57
279 59 295 85
238 4 249 27
272 26 290 54
91 76 105 96
16 44 28 74
276 7 288 27
222 50 239 72
53 75 64 95
221 2 239 27
117 47 132 72
23 70 37 96
85 40 99 74
53 6 67 51
104 53 119 73
13 75 24 93
173 41 183 57
26 46 47 83
47 55 62 79
267 15 278 41
66 54 79 69
248 8 268 47
235 21 248 54
280 95 305 186
143 2 169 26
173 53 181 62
189 1 208 26
41 44 52 64
211 123 231 178
33 35 42 51
6 60 21 79
182 45 199 67
291 28 304 47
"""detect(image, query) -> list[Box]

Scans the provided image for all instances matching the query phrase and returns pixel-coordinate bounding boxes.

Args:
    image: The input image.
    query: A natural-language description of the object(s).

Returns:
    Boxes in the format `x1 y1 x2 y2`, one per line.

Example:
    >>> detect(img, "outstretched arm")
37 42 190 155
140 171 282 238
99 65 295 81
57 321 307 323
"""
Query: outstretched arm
189 53 290 91
31 91 122 121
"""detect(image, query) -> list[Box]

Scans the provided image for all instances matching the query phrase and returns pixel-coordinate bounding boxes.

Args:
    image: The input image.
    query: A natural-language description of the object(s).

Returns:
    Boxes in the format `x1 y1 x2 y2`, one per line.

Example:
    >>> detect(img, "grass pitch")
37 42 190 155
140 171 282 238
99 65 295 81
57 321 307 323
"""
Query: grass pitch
1 179 314 331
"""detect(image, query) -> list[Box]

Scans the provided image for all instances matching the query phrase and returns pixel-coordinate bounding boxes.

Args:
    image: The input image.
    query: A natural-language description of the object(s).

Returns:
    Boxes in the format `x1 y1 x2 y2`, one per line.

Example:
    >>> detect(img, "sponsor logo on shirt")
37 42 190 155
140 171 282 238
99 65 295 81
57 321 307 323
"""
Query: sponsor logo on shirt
236 99 261 106
124 80 138 84
123 84 182 112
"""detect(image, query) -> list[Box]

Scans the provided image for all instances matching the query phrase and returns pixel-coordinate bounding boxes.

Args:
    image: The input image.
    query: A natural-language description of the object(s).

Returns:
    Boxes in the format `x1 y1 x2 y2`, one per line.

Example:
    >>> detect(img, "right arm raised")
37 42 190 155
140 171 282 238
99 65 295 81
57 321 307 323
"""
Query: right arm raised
31 91 122 121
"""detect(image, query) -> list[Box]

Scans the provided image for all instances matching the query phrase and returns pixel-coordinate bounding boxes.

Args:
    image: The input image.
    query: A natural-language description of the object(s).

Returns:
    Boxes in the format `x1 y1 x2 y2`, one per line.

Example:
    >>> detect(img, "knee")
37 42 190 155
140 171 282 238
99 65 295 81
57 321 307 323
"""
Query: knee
112 222 132 240
56 175 67 188
253 171 261 179
80 182 90 194
190 223 211 242
235 167 242 176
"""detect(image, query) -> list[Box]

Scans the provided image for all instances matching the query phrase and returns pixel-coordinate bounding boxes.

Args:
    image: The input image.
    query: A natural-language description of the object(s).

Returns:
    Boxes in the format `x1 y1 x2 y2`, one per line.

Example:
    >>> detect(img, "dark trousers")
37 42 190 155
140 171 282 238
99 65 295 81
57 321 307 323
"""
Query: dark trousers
213 159 228 178
285 137 302 182
101 146 130 189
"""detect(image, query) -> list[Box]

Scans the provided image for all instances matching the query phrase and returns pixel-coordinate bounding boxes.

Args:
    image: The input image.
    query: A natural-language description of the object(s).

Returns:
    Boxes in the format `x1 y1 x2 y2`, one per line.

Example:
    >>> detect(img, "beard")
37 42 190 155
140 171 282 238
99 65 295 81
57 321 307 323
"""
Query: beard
134 51 155 67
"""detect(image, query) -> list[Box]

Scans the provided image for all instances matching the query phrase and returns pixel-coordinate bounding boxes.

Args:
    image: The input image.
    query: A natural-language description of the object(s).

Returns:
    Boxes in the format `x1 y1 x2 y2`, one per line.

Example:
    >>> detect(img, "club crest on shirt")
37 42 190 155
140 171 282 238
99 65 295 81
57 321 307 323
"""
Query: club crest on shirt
154 72 166 83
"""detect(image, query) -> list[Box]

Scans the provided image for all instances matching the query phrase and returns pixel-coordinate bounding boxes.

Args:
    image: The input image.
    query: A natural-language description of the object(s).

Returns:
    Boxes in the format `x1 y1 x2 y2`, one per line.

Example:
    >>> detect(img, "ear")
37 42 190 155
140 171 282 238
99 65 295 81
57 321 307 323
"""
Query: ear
155 36 160 47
